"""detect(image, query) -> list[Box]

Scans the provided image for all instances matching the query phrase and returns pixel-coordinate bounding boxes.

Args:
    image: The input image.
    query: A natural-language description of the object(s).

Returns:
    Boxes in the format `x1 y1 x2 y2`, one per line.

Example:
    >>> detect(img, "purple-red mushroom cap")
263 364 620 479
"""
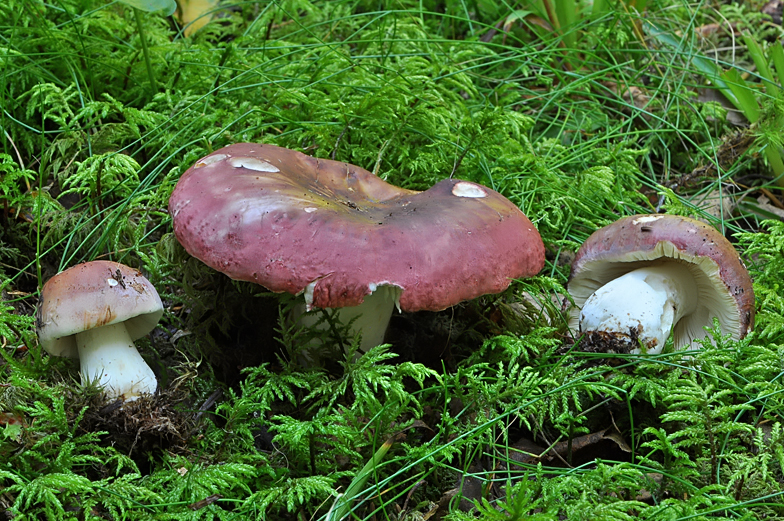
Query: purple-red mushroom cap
169 143 545 313
567 214 754 352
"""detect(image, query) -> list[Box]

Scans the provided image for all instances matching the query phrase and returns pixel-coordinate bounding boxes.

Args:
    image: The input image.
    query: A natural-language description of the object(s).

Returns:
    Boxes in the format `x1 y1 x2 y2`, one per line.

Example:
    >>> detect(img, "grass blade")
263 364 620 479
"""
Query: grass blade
743 33 780 96
769 43 784 87
327 436 395 521
645 21 741 107
720 68 760 122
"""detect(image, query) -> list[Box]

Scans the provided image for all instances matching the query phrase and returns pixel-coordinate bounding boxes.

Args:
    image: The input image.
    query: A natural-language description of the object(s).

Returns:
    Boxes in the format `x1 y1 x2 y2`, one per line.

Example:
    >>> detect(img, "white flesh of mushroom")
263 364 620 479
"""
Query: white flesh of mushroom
76 322 157 400
579 263 698 354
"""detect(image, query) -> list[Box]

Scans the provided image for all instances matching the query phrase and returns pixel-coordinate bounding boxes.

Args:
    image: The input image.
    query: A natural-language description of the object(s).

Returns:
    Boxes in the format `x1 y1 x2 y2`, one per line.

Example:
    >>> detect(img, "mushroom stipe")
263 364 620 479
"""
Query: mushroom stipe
169 143 546 352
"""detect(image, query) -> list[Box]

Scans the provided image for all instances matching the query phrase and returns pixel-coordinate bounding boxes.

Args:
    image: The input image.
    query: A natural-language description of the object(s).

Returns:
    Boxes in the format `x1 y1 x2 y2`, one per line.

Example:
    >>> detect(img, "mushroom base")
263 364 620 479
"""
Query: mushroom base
294 284 401 354
76 322 158 401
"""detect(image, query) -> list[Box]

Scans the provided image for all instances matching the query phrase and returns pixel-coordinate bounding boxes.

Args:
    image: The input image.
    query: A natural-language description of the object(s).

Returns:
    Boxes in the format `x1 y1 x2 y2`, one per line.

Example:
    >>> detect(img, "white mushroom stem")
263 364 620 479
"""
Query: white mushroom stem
296 284 401 353
579 264 698 354
76 322 157 401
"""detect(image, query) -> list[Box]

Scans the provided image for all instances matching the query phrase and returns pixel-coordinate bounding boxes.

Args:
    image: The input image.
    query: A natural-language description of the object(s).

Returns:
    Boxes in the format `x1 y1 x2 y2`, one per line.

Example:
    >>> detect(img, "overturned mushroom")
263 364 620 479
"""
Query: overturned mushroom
169 143 545 351
567 214 754 354
36 261 163 400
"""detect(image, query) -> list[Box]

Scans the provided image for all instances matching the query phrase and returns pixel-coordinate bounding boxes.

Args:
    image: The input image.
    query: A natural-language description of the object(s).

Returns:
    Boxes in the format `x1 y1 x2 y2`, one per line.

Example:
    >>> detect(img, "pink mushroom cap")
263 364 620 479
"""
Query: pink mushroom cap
169 143 545 311
36 260 164 358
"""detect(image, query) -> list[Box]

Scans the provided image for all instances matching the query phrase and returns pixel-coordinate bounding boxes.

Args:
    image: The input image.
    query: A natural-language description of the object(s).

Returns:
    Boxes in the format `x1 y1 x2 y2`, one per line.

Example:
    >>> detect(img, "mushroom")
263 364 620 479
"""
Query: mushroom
567 214 754 354
169 143 545 352
36 261 163 400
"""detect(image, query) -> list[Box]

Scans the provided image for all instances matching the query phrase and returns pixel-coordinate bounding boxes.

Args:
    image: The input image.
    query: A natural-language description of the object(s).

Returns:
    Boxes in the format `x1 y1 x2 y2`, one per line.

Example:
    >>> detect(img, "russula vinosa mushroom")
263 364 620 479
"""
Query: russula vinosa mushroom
169 143 545 351
36 261 163 400
568 214 754 354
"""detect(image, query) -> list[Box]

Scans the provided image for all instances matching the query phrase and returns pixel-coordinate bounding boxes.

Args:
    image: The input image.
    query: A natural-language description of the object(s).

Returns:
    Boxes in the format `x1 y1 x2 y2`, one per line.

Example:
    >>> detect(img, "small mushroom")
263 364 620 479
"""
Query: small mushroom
169 143 545 351
567 214 754 353
36 261 163 400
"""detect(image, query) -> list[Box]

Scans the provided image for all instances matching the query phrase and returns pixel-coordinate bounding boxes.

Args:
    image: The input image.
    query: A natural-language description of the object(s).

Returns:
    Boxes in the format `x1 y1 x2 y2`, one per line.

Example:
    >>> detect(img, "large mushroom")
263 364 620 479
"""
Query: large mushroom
169 143 545 351
36 261 163 400
567 214 754 354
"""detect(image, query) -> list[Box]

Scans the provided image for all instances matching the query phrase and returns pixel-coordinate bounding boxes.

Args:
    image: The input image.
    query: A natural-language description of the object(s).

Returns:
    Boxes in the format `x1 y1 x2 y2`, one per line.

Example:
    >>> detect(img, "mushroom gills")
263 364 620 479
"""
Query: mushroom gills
76 322 158 401
579 263 698 354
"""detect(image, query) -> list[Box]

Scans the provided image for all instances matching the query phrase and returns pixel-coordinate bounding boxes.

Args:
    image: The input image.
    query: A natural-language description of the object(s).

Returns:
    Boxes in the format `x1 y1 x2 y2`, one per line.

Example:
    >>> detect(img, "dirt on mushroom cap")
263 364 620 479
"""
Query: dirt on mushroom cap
169 143 546 311
36 261 164 358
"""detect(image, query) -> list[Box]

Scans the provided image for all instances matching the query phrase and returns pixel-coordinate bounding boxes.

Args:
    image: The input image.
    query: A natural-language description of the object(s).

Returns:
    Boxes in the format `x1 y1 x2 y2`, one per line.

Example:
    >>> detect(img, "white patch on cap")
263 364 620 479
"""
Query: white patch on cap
107 278 118 287
171 199 190 218
452 182 487 198
304 207 317 213
303 281 317 310
633 215 664 225
195 154 228 167
228 157 280 172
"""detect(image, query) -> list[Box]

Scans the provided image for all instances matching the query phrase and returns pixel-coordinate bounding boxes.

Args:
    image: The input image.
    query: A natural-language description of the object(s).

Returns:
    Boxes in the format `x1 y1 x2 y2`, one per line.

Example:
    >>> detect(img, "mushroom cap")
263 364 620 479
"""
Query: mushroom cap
36 261 164 358
169 143 545 311
567 214 755 348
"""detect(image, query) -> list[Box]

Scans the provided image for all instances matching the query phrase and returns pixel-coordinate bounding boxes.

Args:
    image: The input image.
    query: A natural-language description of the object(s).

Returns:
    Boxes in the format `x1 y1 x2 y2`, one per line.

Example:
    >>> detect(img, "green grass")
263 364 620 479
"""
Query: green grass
2 0 784 519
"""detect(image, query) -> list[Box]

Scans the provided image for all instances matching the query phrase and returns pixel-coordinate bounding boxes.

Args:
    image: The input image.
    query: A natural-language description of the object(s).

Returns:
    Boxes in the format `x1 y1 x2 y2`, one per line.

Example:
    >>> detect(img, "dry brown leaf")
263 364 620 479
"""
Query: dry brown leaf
502 427 632 470
693 189 736 221
755 195 784 219
763 0 783 25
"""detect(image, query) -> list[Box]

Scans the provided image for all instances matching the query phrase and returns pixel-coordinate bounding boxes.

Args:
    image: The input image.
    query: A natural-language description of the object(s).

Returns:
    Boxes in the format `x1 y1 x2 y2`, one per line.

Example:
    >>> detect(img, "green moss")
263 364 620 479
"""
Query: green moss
1 0 783 518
